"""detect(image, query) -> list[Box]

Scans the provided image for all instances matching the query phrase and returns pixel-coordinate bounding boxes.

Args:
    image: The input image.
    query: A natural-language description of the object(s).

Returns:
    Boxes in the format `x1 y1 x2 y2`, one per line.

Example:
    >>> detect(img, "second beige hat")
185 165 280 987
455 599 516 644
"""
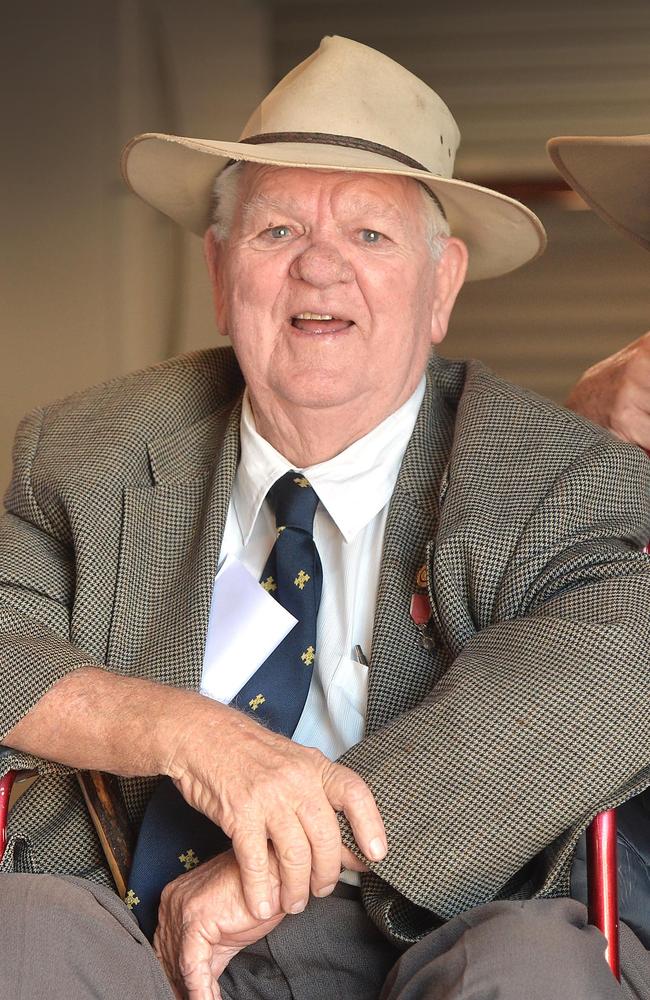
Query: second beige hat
548 134 650 251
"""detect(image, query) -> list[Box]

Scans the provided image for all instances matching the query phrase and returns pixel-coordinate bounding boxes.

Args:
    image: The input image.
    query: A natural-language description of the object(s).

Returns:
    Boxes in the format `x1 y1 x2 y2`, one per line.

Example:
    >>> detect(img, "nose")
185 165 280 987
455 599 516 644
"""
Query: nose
289 242 354 288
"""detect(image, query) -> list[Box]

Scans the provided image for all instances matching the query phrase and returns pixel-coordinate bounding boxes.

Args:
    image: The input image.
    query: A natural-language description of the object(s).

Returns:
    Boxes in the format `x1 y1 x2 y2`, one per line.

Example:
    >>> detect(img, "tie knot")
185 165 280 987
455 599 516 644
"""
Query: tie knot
269 471 320 532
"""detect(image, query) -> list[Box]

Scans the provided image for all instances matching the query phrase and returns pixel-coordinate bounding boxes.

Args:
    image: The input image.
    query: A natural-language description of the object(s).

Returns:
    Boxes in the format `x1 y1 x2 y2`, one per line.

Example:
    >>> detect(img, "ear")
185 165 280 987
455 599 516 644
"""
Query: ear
203 229 229 337
429 237 468 346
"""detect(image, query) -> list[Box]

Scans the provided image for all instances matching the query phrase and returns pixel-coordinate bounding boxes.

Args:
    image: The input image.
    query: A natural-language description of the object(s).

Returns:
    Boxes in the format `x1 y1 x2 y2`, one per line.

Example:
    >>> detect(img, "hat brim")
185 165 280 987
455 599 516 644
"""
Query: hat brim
548 135 650 251
122 133 546 282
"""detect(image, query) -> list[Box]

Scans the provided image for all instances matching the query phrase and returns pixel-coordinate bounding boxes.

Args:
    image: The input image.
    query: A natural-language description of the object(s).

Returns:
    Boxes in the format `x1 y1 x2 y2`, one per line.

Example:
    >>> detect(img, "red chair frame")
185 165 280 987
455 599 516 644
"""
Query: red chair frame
587 809 620 979
0 769 16 863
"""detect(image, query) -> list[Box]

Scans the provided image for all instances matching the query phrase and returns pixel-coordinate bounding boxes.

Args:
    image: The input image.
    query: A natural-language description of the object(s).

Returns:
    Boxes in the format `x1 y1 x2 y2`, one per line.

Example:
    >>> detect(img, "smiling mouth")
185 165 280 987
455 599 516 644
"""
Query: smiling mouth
291 312 354 334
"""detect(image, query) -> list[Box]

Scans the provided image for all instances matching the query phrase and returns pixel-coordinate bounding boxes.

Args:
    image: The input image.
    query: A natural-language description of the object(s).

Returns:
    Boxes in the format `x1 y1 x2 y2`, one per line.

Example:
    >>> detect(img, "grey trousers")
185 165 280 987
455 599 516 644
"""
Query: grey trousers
1 874 649 1000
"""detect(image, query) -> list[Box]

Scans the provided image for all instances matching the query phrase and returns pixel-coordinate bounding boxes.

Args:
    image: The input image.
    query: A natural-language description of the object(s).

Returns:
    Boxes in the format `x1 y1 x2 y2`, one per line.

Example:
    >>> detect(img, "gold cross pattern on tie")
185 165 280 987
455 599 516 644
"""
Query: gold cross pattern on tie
293 476 310 488
261 576 277 591
179 848 200 871
301 646 315 666
124 889 140 909
249 693 266 710
294 569 311 589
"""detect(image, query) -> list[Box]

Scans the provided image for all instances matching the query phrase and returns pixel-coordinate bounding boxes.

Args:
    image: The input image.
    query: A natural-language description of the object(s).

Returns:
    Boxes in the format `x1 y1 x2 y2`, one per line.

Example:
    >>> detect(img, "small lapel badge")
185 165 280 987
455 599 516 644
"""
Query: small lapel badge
410 563 431 625
410 591 431 626
411 563 435 648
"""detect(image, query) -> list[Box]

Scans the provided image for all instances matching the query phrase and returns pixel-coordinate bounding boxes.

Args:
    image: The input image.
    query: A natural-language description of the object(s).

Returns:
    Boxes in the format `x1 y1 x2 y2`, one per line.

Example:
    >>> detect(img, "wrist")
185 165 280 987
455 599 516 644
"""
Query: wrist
158 691 239 781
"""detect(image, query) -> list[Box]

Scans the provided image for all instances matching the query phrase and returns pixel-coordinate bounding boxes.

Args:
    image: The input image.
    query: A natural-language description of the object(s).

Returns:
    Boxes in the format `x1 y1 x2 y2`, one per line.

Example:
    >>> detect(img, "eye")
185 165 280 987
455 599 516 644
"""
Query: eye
360 229 384 244
250 221 304 250
266 225 292 239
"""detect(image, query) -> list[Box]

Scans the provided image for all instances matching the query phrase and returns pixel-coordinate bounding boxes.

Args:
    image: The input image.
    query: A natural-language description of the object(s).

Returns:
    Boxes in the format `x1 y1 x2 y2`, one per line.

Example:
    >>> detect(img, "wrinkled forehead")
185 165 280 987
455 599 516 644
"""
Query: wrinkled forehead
237 162 426 222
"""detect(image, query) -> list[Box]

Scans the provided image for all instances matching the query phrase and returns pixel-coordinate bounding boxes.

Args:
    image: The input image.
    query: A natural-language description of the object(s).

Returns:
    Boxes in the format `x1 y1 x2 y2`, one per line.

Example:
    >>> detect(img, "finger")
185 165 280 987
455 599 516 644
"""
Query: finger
153 926 184 999
323 763 387 862
179 920 219 1000
612 403 650 450
266 813 313 913
341 844 370 872
231 824 273 921
295 795 344 897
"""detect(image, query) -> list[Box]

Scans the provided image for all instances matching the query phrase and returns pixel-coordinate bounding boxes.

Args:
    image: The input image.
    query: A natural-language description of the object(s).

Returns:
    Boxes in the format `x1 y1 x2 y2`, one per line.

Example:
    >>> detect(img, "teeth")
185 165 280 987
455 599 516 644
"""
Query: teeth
294 312 335 320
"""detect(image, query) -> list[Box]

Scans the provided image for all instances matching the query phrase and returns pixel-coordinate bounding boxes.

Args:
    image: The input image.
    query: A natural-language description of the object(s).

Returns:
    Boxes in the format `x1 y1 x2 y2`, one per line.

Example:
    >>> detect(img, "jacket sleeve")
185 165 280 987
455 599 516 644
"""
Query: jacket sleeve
338 433 650 940
0 407 102 777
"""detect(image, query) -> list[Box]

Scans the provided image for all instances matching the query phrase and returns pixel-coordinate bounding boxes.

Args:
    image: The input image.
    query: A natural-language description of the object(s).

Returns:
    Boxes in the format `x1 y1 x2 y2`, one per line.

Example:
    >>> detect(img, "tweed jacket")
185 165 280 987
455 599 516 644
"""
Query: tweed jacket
1 346 649 947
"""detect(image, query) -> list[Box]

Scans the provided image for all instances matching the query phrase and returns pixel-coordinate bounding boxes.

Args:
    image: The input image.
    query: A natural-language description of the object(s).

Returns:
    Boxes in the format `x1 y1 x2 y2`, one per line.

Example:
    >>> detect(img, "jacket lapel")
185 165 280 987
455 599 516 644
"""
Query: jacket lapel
107 399 243 692
107 350 467 711
366 357 463 734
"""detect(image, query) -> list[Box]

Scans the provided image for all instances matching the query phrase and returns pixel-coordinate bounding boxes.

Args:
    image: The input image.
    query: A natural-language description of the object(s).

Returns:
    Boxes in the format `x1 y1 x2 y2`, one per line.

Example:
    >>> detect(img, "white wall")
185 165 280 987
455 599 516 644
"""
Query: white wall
1 0 270 488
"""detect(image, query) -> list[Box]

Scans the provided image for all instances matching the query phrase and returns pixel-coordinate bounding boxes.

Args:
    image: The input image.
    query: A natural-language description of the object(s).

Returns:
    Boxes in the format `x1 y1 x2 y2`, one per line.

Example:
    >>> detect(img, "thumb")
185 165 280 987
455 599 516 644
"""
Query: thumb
180 920 221 1000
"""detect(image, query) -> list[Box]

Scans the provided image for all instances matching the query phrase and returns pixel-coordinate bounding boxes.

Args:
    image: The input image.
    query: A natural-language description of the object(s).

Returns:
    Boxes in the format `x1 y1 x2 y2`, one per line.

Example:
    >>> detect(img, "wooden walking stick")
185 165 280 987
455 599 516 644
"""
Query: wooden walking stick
76 770 134 898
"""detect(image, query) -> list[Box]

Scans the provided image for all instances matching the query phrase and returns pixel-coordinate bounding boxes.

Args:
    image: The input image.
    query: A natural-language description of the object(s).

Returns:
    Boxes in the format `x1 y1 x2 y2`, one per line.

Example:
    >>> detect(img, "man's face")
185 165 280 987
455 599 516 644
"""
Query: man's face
207 165 466 428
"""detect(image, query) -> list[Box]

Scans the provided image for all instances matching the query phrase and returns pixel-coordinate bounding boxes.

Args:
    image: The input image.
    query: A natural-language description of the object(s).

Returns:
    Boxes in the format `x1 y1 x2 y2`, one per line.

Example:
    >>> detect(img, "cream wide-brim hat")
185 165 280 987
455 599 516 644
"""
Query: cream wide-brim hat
548 134 650 251
122 35 546 281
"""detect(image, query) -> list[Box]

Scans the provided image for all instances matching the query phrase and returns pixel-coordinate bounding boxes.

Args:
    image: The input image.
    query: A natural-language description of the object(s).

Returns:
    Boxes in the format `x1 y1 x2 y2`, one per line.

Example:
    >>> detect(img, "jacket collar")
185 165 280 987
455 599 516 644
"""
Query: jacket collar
145 348 245 486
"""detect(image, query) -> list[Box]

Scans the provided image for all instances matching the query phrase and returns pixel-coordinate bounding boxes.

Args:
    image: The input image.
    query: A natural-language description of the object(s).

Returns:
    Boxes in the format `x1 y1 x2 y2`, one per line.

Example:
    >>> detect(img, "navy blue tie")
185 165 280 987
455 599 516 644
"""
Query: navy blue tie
126 471 322 939
233 471 322 735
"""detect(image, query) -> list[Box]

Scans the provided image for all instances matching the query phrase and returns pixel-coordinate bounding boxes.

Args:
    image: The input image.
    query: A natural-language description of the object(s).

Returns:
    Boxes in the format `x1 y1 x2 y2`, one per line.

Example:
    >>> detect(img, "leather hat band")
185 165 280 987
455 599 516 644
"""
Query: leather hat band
242 131 429 171
225 131 447 218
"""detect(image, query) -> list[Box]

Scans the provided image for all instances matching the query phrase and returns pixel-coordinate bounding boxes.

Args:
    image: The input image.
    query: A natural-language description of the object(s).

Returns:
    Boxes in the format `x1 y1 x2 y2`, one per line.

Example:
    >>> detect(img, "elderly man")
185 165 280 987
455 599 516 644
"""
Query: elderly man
1 36 649 1000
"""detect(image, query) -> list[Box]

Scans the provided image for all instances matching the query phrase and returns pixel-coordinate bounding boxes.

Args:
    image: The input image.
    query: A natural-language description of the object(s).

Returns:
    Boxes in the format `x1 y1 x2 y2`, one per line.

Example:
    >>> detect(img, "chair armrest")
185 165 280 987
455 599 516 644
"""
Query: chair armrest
587 810 620 980
0 747 38 864
0 769 17 863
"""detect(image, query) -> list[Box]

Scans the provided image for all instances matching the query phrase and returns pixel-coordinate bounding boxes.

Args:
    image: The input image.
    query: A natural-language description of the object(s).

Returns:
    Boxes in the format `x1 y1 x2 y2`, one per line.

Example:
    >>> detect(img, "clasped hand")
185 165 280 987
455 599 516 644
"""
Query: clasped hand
165 701 386 920
154 848 283 1000
155 844 368 1000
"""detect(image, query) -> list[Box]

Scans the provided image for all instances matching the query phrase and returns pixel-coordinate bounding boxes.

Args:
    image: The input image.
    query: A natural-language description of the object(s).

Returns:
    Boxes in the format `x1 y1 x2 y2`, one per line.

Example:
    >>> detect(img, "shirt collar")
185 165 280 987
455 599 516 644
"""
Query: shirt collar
233 377 426 545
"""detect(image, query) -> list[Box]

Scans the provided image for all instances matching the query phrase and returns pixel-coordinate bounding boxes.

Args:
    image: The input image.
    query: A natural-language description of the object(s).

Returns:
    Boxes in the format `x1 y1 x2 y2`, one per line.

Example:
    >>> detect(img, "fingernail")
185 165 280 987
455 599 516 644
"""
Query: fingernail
258 900 272 919
314 883 336 898
290 899 307 914
369 837 386 860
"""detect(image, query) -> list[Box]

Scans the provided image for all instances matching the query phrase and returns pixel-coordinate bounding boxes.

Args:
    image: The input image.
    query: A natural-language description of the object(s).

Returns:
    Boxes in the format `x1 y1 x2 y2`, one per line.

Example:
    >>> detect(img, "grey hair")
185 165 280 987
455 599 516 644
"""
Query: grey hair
210 161 450 262
418 189 450 262
210 162 246 242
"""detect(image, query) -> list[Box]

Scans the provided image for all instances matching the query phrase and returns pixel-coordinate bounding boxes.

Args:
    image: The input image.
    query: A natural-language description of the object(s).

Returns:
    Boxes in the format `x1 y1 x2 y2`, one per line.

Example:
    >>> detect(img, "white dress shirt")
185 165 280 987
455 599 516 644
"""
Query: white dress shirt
214 376 425 763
